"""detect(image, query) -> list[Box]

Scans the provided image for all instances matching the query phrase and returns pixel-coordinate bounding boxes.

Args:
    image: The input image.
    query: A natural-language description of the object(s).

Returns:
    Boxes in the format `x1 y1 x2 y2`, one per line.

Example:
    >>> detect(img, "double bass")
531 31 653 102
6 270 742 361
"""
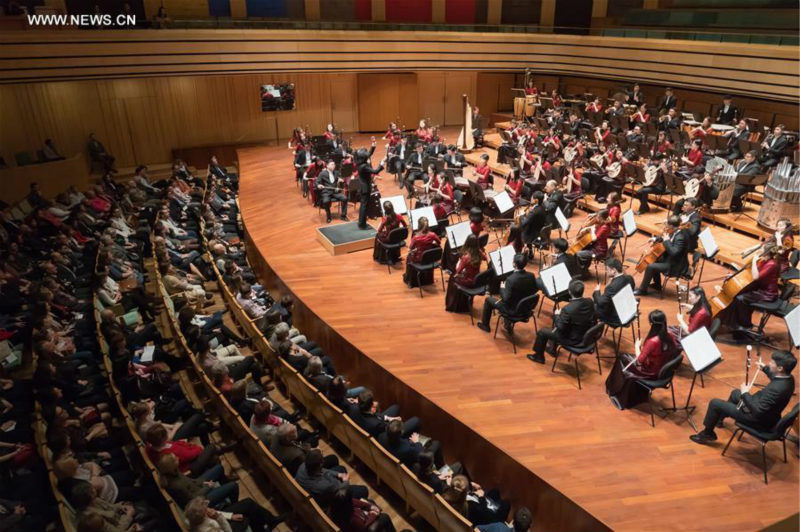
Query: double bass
709 263 757 317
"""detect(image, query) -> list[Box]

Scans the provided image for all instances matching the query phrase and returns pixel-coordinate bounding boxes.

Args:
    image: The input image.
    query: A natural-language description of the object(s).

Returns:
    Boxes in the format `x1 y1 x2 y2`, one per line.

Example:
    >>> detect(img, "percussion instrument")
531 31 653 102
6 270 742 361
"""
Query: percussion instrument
454 176 470 188
514 97 525 118
758 160 800 230
710 159 737 212
525 95 537 117
710 123 735 132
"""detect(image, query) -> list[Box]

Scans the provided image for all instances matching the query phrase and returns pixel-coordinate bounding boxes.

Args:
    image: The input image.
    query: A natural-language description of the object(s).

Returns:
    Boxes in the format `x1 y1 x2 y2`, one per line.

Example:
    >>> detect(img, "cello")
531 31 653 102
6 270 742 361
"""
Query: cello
709 263 756 317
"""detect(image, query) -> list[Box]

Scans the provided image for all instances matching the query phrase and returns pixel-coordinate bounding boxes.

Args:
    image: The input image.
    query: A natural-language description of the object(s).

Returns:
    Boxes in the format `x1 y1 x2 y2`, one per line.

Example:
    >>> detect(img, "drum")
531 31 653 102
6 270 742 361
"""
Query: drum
524 96 537 117
758 180 799 230
514 97 525 118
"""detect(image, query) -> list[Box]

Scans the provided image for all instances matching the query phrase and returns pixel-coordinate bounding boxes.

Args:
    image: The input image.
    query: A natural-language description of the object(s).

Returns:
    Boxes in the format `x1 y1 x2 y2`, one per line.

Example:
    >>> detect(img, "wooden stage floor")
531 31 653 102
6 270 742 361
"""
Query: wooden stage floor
236 136 798 532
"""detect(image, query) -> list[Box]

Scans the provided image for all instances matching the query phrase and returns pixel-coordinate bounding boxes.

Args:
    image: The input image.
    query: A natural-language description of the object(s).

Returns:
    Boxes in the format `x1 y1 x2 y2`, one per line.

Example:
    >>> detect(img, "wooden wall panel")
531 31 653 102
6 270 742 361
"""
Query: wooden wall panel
1 29 796 103
476 72 515 116
417 71 446 127
444 72 477 125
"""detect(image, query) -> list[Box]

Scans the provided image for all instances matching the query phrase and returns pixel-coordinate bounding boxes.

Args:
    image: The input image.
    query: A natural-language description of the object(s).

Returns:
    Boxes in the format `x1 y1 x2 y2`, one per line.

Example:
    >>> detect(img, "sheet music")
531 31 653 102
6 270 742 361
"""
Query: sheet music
141 345 155 363
785 303 800 348
492 191 514 214
698 227 718 258
555 206 570 232
408 206 437 230
612 284 638 325
681 327 723 373
490 245 516 276
446 221 473 248
622 209 637 236
539 262 571 296
381 195 408 216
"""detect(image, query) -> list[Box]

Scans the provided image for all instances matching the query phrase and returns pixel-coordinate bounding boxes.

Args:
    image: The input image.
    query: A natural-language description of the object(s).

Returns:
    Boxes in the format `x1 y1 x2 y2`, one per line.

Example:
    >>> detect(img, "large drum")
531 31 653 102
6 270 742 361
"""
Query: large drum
758 168 800 230
524 95 537 117
514 97 525 118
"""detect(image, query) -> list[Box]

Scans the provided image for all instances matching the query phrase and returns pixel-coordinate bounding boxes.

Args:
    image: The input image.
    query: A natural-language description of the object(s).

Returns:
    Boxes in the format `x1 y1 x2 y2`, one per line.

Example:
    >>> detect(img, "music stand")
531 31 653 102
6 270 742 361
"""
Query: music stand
664 172 686 212
467 179 487 204
678 327 724 431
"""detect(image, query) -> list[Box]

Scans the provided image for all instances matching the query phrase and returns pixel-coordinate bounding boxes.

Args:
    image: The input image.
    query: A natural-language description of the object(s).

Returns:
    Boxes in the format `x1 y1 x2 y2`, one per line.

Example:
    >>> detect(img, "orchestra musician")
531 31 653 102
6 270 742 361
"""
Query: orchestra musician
670 286 712 344
542 179 565 228
606 192 623 236
634 216 689 296
475 154 493 190
476 253 538 333
592 258 635 324
404 216 441 288
606 310 677 410
635 159 669 215
444 234 487 313
390 136 410 178
626 82 645 107
519 190 547 252
444 145 466 174
323 124 338 148
730 150 762 212
594 148 627 203
658 108 682 132
595 121 612 146
676 197 703 252
759 124 788 168
566 113 582 137
680 139 705 174
575 209 612 274
724 243 782 339
673 172 718 215
383 122 402 147
626 124 645 145
740 219 795 270
715 95 739 126
373 200 408 265
690 350 795 446
437 172 456 216
526 279 596 365
504 168 525 205
722 119 750 161
650 131 672 160
415 120 433 143
562 165 583 202
356 138 384 230
689 117 713 143
472 106 483 144
607 100 625 118
550 89 563 108
426 136 447 159
316 160 348 223
630 103 650 126
585 97 603 114
656 87 677 115
403 144 427 198
294 144 313 196
524 79 538 96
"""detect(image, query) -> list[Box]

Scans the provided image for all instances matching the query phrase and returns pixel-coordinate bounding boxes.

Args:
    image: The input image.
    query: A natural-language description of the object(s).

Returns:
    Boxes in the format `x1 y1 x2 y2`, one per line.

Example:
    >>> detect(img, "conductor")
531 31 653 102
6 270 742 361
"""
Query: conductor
356 137 385 229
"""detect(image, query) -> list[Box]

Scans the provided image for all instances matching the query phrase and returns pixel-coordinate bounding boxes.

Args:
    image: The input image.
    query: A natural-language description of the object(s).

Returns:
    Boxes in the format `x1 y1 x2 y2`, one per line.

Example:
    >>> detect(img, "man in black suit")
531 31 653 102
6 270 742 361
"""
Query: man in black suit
657 87 677 115
715 95 739 125
690 351 796 444
759 125 788 168
426 137 447 159
356 139 384 229
391 136 410 177
542 180 564 228
730 151 762 212
294 146 314 196
403 144 426 197
658 108 682 132
527 280 596 364
723 120 750 162
316 160 348 223
376 419 441 468
520 191 547 249
352 389 420 438
626 124 645 146
593 259 635 325
444 145 466 175
676 197 702 252
627 83 645 107
477 254 538 333
634 216 690 296
635 159 668 215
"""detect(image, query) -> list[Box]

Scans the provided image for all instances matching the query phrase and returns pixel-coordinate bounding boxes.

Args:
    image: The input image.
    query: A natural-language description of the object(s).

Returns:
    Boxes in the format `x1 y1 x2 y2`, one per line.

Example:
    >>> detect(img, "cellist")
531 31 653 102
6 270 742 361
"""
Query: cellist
725 243 781 339
574 209 612 275
634 216 690 296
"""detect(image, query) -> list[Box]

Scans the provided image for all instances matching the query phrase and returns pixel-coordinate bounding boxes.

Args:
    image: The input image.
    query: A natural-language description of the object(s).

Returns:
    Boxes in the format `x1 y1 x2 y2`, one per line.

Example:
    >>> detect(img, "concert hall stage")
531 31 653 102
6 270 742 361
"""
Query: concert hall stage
236 138 798 532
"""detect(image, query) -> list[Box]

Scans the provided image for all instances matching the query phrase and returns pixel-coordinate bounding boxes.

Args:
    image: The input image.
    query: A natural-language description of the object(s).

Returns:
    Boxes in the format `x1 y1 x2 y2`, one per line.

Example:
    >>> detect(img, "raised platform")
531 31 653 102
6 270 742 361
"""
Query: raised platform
237 135 798 532
316 221 377 256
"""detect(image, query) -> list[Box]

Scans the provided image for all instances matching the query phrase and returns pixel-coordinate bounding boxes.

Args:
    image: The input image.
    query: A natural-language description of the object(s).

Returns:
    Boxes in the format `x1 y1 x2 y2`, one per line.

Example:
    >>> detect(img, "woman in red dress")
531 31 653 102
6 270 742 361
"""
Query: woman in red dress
606 310 677 409
445 234 487 312
681 139 704 174
606 192 622 236
415 119 433 143
689 117 713 144
504 169 524 205
373 201 408 265
729 243 782 335
383 122 401 147
630 103 650 125
404 216 441 288
475 154 493 190
438 173 456 215
671 286 712 344
650 131 672 160
524 79 538 96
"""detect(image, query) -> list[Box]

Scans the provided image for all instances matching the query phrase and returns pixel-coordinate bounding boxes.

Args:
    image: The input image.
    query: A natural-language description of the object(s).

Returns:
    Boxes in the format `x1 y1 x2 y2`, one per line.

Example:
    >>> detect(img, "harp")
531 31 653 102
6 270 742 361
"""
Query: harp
456 94 475 152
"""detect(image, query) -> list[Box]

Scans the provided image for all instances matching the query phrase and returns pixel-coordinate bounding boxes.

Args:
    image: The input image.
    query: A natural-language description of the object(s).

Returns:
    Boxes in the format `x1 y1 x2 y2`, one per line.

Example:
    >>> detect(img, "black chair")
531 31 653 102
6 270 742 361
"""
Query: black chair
377 226 408 273
722 404 799 484
634 353 684 427
601 306 640 359
551 322 605 390
450 190 464 223
780 249 799 283
493 293 540 354
456 269 493 326
750 283 797 344
406 247 444 298
660 252 701 302
529 224 552 269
